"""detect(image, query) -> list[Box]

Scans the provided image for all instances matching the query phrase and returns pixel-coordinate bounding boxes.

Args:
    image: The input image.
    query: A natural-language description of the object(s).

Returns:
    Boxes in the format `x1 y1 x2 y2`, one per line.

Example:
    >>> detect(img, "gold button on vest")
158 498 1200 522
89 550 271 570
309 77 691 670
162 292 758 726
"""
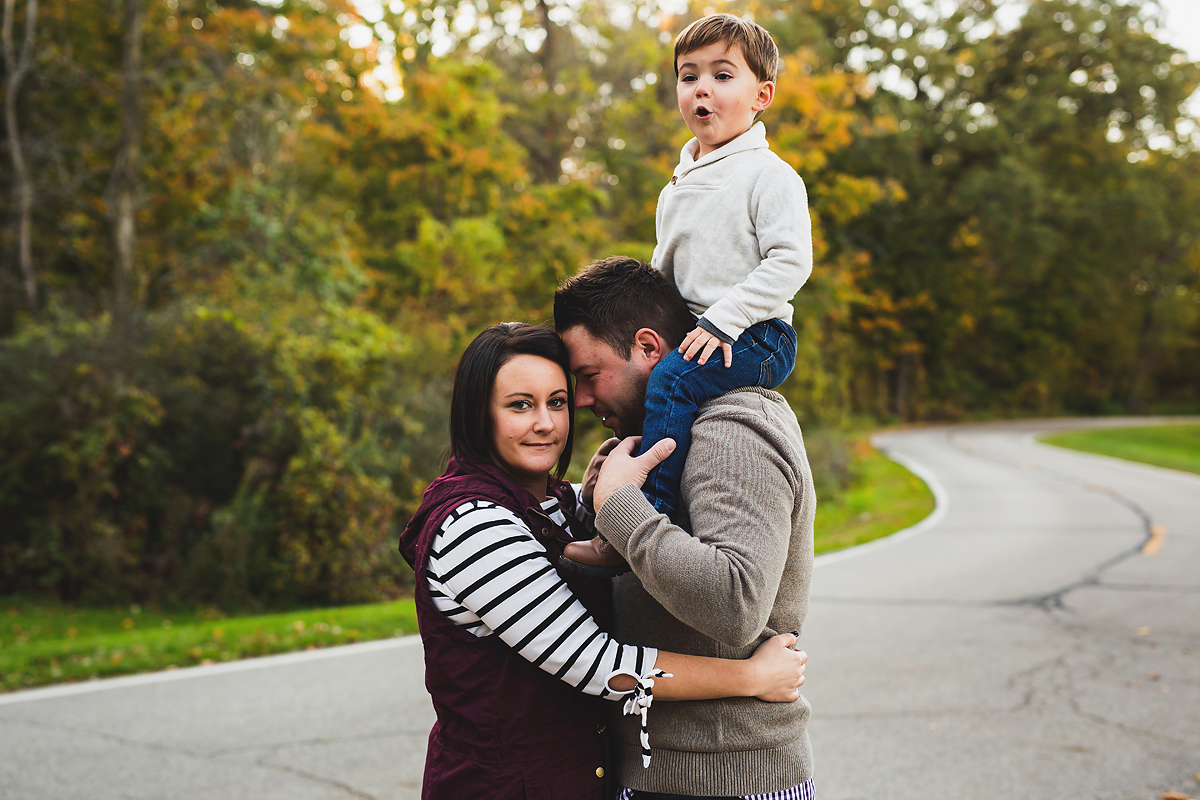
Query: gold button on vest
595 767 605 778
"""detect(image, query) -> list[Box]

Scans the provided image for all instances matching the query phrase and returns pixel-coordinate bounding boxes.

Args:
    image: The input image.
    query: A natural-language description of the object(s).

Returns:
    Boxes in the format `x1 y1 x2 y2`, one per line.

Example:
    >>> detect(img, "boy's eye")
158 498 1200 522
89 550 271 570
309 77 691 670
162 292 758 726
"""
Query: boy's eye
716 72 733 80
681 74 697 82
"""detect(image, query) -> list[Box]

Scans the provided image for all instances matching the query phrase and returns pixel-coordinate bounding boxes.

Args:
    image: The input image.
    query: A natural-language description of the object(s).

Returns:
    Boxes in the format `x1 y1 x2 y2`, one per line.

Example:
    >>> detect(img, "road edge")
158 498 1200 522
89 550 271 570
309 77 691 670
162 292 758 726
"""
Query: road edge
0 634 423 706
813 437 949 568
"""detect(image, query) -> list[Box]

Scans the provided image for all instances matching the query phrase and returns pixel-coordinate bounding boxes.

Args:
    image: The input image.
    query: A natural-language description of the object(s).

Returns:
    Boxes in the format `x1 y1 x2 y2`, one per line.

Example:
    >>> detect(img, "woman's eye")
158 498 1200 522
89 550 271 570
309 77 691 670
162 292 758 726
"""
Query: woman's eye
549 397 567 408
510 400 531 410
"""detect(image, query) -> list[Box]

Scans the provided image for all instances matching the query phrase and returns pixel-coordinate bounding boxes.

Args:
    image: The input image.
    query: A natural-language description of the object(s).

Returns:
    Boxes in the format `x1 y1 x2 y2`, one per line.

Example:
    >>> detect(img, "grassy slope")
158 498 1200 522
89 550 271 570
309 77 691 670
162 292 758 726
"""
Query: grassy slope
1040 423 1200 475
3 436 934 692
2 600 418 693
814 437 935 554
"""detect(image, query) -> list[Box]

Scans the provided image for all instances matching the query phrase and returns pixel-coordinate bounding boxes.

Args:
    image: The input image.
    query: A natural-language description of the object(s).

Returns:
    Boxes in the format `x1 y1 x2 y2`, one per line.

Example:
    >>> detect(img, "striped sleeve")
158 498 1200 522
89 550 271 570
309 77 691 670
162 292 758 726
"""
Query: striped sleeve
567 483 596 529
427 499 657 698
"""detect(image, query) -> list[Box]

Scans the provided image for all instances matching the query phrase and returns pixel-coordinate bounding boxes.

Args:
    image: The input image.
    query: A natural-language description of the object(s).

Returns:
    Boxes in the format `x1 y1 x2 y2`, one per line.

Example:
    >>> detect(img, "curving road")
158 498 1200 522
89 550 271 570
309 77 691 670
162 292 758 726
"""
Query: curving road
808 417 1200 799
1 418 1197 799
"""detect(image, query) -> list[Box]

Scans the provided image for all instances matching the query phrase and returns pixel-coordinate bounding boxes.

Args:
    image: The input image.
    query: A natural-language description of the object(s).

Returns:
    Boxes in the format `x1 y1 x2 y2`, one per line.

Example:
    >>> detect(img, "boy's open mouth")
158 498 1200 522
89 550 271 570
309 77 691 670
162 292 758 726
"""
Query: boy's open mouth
695 106 712 121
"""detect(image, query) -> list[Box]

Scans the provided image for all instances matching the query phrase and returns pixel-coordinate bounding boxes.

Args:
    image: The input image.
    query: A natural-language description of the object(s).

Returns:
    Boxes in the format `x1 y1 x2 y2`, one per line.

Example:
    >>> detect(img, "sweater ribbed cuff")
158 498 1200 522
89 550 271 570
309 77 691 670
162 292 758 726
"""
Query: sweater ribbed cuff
696 317 736 344
594 483 657 556
614 734 812 796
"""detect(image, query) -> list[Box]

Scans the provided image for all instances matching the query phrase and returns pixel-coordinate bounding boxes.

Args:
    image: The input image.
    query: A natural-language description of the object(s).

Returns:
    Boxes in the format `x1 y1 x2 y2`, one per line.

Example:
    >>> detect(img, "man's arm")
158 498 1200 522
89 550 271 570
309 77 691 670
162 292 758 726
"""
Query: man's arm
594 415 799 647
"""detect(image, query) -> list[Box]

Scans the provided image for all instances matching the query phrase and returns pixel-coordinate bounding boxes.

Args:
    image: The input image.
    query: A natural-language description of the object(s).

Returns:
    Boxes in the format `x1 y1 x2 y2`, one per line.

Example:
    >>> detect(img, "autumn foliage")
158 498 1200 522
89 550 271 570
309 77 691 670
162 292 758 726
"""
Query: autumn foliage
1 0 1197 606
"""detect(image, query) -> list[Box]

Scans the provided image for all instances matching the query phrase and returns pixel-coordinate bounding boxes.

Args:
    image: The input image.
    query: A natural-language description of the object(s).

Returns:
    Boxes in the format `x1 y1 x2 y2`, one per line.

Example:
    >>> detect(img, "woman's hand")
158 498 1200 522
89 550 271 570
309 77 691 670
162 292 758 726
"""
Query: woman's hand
592 436 676 511
747 632 807 703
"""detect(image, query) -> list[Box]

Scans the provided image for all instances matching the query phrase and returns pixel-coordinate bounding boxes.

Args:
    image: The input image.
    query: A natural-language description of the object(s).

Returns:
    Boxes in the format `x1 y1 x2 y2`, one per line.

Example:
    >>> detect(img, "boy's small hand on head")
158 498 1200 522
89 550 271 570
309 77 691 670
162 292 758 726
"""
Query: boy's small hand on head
679 326 733 368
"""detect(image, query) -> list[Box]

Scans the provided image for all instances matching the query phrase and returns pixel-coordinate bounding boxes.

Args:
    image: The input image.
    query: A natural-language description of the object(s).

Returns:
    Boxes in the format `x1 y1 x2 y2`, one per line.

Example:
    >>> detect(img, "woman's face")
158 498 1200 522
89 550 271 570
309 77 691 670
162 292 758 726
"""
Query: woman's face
490 354 571 499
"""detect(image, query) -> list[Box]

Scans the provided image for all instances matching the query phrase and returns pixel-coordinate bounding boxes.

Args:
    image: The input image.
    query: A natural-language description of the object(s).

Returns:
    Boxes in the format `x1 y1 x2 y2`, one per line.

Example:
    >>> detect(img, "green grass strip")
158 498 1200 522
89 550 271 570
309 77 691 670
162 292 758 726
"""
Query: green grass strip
3 436 934 692
1 599 418 693
1040 423 1200 476
814 436 935 554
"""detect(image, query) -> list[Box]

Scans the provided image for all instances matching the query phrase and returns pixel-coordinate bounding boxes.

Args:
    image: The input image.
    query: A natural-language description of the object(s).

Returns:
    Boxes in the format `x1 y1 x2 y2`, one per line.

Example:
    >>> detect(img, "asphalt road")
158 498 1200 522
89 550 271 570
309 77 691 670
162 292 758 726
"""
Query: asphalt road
2 418 1197 799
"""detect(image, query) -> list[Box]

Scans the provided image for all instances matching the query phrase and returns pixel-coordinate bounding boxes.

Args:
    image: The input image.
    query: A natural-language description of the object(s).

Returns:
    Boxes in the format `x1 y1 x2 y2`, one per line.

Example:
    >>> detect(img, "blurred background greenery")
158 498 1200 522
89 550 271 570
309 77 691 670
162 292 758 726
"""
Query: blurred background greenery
1 0 1197 614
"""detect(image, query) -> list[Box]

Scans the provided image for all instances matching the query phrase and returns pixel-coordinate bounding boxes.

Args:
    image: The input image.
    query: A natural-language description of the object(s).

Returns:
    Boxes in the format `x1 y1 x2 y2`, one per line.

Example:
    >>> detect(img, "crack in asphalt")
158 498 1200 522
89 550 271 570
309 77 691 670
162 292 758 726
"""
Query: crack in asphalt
1041 630 1200 749
1084 582 1200 594
944 432 1158 611
810 596 1003 607
0 714 421 759
0 715 202 757
812 579 1200 608
254 760 378 799
0 715 407 797
205 727 423 757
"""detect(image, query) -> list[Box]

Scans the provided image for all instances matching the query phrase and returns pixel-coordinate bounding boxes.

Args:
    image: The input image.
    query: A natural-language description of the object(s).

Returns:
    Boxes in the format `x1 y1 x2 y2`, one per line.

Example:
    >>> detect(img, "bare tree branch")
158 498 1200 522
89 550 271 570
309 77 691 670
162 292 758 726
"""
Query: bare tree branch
112 0 143 327
3 0 39 313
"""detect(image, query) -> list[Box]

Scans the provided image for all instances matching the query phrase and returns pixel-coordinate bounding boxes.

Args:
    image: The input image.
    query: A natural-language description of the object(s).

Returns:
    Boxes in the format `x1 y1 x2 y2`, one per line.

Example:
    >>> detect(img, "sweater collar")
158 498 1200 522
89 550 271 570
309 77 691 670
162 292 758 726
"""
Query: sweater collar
674 121 768 179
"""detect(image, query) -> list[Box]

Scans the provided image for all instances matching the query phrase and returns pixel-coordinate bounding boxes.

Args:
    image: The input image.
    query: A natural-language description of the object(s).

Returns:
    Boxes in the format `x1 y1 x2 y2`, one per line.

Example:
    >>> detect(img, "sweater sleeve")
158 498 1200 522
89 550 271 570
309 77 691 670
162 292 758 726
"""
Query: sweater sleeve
700 166 813 341
594 412 799 647
428 500 657 697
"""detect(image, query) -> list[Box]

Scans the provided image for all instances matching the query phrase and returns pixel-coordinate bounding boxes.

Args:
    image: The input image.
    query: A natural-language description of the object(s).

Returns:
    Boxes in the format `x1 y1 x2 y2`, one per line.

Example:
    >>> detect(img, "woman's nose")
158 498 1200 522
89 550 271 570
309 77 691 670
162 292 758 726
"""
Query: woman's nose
532 407 554 431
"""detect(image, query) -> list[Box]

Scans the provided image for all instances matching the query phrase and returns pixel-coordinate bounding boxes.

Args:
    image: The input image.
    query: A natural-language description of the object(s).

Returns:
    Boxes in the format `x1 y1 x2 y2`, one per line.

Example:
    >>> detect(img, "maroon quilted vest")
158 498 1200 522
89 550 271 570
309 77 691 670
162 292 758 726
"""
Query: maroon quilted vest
399 458 613 800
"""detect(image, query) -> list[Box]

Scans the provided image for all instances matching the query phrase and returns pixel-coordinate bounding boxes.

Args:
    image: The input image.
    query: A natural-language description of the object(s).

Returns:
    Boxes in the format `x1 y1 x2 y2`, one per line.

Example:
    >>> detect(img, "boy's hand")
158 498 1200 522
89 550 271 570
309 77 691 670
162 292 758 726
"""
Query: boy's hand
679 326 733 367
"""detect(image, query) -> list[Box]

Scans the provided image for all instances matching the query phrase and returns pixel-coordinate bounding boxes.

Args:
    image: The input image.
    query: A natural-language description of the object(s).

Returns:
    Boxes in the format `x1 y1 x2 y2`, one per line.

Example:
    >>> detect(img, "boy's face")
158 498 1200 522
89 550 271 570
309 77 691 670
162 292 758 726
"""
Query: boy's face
675 41 774 159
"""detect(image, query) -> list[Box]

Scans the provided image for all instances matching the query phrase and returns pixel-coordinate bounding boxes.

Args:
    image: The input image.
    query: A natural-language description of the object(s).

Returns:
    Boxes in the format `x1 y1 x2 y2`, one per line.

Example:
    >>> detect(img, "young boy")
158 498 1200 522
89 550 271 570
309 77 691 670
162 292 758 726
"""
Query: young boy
643 14 811 517
563 13 812 574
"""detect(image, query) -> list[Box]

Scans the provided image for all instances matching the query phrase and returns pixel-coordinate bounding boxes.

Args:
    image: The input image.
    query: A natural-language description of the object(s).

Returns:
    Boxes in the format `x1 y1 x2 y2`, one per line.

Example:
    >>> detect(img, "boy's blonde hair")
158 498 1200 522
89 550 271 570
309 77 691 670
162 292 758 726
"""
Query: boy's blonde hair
673 14 780 84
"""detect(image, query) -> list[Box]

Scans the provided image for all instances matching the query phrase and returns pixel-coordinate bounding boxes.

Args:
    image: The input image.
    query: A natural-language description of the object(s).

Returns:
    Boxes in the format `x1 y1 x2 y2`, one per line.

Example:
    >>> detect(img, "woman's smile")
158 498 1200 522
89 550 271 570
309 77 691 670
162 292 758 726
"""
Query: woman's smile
490 354 572 500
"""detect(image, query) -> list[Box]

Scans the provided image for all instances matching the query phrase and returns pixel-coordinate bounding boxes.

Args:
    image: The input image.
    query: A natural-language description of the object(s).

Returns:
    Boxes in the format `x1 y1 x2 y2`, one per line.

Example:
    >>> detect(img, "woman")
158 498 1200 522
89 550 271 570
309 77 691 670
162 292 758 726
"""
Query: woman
399 322 806 800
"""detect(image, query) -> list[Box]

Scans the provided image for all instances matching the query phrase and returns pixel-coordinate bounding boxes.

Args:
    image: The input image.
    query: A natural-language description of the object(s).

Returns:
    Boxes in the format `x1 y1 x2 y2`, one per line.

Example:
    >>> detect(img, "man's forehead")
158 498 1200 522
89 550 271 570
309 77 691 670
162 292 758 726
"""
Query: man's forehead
561 325 618 368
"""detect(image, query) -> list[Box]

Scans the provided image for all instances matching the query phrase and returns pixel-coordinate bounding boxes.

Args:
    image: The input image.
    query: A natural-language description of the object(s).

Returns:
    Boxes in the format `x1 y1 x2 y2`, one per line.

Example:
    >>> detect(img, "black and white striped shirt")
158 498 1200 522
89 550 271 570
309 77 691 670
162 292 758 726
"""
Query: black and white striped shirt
428 492 657 698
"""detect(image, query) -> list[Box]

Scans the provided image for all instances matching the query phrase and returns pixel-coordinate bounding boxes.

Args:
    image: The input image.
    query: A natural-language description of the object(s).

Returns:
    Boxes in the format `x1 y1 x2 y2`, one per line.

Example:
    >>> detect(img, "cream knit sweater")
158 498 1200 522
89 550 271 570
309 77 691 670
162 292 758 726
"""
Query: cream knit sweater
596 387 816 795
651 122 813 342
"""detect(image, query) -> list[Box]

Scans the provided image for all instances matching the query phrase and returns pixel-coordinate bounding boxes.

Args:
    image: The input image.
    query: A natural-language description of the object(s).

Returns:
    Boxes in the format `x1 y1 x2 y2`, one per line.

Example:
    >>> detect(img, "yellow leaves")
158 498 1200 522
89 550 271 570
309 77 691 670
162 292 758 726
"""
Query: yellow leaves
818 174 893 227
953 217 983 251
770 51 870 167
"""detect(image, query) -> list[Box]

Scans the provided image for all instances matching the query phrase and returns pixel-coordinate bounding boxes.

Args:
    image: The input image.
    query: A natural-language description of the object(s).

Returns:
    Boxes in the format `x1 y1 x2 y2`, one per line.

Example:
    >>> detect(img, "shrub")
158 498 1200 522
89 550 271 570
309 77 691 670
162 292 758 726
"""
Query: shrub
0 303 446 608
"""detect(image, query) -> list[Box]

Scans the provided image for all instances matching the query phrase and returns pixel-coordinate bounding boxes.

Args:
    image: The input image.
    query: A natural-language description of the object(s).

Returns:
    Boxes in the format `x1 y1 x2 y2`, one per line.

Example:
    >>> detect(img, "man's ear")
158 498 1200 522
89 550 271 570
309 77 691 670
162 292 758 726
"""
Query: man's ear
631 328 669 370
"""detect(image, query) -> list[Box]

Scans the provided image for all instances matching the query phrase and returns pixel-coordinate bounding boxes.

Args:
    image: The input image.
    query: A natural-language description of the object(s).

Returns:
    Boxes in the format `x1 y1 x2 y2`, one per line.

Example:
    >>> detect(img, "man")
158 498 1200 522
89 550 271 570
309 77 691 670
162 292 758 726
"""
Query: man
554 256 817 799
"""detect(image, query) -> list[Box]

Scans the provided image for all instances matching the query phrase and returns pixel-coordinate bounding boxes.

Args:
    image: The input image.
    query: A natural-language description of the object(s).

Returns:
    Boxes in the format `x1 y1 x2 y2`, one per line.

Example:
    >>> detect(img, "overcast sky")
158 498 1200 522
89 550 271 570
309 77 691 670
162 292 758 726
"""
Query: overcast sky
1154 0 1200 61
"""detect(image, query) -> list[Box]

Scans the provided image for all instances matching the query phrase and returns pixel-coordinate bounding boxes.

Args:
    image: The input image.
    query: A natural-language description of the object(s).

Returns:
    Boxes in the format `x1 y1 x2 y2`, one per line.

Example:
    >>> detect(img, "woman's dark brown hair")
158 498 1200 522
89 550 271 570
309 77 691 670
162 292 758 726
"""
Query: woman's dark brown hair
449 322 575 480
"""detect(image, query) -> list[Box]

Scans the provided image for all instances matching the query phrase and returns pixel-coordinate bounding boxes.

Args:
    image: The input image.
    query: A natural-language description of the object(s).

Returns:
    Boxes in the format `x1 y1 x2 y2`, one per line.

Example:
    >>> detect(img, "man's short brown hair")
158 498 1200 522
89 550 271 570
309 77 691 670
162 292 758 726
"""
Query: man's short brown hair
673 13 779 84
554 256 695 358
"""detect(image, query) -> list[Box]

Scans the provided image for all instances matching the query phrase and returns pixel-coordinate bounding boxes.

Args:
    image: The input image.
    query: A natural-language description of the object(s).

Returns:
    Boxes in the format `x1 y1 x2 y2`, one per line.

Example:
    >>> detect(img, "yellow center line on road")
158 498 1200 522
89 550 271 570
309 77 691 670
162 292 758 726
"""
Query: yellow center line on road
1142 524 1167 555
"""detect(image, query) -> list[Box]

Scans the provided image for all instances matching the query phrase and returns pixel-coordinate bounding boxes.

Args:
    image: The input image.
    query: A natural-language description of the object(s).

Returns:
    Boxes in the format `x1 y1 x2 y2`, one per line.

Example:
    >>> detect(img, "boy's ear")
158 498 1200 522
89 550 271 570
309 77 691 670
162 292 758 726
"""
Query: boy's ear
753 80 776 113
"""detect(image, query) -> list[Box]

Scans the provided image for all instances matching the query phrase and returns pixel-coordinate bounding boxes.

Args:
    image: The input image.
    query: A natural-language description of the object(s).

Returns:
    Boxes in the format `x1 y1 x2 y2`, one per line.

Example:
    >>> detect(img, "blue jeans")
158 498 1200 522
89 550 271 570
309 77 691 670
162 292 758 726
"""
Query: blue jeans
637 318 797 521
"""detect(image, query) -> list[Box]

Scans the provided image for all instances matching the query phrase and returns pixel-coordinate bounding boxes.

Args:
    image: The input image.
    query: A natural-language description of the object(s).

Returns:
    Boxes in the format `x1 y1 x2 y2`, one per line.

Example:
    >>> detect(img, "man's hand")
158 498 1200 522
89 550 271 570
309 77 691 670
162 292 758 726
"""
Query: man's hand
679 326 733 368
593 436 676 511
581 437 620 511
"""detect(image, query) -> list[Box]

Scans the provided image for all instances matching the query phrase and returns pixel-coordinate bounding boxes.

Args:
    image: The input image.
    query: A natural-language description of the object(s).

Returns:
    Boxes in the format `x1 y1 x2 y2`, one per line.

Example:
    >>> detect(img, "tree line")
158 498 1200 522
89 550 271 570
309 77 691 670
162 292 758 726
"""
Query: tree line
1 0 1197 607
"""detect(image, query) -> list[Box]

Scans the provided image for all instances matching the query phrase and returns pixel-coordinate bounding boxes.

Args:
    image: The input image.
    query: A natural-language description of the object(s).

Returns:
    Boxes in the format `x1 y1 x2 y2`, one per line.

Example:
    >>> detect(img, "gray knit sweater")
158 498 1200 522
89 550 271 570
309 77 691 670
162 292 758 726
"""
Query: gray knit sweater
595 387 815 795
